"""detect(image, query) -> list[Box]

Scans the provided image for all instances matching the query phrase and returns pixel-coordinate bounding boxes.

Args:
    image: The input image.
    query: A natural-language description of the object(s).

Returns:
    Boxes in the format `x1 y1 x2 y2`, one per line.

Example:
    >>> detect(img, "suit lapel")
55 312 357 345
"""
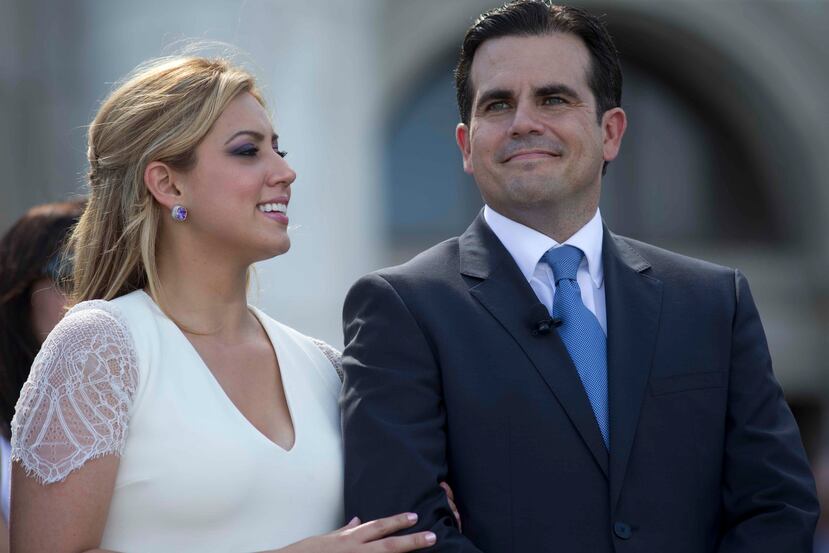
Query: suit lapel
460 214 609 477
603 229 663 511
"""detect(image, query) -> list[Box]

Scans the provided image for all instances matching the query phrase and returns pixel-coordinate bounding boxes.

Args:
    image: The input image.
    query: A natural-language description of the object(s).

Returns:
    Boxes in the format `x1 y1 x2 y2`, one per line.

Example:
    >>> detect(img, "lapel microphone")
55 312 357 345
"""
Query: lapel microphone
529 303 562 336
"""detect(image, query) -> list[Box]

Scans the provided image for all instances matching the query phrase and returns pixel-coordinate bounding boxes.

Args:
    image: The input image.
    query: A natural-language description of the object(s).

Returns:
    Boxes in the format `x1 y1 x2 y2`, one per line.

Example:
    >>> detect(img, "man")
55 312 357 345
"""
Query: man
341 2 818 551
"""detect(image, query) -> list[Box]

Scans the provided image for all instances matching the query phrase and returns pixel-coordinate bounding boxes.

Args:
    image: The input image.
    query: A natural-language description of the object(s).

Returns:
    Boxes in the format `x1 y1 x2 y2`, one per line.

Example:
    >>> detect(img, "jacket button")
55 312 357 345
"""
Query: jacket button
614 522 632 539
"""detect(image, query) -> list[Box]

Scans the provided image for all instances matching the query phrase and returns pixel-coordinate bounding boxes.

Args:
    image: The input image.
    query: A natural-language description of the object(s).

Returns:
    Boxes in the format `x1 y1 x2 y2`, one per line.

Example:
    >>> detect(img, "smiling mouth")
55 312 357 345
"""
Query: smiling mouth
257 202 288 215
505 151 559 162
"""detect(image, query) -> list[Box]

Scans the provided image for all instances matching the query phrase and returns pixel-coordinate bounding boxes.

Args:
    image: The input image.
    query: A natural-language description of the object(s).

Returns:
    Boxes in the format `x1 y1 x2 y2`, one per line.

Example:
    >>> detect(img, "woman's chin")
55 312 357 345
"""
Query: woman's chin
256 238 291 262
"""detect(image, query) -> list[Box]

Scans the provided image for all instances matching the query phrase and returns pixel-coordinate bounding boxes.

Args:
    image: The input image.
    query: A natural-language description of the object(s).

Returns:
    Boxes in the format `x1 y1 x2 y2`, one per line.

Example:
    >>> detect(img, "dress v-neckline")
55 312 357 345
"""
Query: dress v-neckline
139 291 298 453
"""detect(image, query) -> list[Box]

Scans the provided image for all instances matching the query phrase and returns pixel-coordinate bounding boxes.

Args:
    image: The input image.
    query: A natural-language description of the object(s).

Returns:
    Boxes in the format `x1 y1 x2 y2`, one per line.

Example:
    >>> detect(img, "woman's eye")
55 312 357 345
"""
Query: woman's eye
273 143 287 158
233 145 259 157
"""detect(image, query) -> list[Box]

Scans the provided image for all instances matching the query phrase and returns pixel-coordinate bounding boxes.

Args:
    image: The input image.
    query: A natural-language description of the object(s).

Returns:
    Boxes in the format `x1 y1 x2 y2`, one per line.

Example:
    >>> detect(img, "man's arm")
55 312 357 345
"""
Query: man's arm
341 272 483 552
718 270 819 552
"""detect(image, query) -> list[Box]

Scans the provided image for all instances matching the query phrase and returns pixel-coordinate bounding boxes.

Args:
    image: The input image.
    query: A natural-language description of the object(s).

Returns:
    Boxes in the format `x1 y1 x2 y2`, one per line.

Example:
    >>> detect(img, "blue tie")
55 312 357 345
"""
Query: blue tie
542 245 609 448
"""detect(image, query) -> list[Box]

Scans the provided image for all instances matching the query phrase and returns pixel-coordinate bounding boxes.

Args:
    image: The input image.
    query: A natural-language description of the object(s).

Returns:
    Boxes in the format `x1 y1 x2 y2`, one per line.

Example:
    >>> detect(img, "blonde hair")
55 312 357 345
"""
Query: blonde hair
68 56 264 305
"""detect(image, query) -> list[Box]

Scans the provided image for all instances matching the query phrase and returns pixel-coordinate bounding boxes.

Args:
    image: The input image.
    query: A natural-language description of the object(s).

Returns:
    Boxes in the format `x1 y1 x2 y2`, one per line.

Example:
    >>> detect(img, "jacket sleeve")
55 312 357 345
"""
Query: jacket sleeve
341 272 483 552
717 270 819 552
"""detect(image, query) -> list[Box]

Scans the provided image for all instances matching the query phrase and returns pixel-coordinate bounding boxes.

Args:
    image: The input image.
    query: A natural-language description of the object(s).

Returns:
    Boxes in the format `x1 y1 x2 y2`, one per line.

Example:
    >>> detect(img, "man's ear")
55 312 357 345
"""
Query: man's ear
456 123 474 175
144 161 183 210
601 107 627 163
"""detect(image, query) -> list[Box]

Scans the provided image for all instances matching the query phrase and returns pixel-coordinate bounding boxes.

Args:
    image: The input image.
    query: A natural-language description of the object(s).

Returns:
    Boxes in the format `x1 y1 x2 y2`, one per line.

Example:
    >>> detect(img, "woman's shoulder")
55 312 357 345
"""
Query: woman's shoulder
64 289 147 326
52 291 152 359
34 293 141 383
55 297 132 348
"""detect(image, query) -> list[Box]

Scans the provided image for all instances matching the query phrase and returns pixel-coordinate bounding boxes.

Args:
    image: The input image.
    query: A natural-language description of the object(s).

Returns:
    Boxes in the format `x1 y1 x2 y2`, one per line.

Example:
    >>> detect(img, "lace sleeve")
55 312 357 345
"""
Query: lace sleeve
311 338 343 382
10 301 139 484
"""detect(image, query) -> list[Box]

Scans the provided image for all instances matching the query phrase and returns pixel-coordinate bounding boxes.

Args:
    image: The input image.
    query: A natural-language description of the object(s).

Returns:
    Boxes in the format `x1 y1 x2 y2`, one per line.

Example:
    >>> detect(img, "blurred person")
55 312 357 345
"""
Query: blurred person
341 1 818 551
0 198 85 552
9 56 445 553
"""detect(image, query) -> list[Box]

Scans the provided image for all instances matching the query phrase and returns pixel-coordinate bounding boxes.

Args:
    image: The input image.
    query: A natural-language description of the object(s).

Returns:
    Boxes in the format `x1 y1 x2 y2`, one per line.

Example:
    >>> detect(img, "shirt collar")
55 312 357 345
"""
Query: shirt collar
483 205 604 288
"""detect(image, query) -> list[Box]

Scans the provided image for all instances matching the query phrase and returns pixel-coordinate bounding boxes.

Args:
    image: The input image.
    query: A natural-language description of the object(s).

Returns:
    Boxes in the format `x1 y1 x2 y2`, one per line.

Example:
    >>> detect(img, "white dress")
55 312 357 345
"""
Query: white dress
11 290 344 553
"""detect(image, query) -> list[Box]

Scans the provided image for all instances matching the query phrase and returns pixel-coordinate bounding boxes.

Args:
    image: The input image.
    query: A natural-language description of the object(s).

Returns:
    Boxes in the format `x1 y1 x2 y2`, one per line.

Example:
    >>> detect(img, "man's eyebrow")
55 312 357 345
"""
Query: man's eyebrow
476 88 514 109
224 130 278 145
535 83 581 100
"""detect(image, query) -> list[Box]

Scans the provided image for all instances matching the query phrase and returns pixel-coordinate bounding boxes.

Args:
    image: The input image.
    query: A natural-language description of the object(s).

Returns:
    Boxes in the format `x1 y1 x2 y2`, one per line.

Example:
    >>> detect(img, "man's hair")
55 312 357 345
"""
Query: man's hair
454 1 623 125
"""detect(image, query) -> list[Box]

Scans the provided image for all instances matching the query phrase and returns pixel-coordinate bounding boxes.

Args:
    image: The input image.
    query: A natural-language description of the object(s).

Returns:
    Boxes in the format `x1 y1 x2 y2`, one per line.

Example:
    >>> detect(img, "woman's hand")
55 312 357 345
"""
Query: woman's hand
278 512 436 552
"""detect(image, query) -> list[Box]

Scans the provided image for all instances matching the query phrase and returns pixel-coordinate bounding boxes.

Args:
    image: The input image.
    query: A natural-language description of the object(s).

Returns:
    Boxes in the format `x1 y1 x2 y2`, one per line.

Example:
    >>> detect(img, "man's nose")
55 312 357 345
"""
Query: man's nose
508 103 544 137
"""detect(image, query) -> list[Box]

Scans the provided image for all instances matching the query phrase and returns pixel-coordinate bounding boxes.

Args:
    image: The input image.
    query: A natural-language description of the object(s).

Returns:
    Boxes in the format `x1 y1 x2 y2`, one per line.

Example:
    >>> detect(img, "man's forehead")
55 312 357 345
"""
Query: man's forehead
469 32 591 97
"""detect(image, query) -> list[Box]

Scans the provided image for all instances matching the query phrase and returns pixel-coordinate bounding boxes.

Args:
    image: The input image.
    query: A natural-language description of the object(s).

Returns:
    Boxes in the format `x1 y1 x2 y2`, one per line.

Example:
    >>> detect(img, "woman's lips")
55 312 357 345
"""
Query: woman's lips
260 211 289 224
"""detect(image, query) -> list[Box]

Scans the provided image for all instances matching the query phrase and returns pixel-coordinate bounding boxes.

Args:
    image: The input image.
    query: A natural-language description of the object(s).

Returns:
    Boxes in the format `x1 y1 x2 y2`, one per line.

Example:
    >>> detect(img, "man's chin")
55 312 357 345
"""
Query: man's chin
504 178 565 200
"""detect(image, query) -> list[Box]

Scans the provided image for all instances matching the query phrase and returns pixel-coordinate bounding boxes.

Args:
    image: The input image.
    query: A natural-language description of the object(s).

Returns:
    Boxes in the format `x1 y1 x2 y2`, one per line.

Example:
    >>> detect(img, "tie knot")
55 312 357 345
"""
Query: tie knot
542 245 584 283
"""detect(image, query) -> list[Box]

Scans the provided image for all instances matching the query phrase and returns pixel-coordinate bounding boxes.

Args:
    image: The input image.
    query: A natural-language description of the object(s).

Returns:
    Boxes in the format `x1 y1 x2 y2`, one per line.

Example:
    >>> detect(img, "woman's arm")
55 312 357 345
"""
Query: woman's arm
11 457 120 553
0 513 8 553
9 303 138 553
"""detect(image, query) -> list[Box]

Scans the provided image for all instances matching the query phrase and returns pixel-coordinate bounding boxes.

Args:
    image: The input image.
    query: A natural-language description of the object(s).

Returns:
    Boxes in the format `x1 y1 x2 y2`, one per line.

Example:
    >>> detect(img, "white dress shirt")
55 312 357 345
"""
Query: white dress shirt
484 205 607 334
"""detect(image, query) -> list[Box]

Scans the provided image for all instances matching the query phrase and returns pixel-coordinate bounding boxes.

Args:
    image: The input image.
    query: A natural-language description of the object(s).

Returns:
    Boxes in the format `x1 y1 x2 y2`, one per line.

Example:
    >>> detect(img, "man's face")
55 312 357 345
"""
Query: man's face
456 32 624 228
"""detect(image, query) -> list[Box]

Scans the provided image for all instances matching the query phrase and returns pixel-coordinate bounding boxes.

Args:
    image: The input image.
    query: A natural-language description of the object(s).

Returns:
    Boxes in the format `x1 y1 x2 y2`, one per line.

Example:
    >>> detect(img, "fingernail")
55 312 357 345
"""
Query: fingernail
425 532 437 544
407 512 418 522
350 516 360 524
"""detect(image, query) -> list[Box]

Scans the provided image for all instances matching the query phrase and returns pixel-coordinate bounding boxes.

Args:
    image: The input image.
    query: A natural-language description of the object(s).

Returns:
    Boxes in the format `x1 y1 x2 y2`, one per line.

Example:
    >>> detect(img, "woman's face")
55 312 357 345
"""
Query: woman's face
29 277 68 343
173 92 297 263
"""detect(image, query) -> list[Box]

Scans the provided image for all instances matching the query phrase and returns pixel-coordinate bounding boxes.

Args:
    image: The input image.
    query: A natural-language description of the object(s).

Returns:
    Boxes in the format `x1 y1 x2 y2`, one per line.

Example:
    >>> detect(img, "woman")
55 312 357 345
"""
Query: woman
0 199 85 551
10 57 445 552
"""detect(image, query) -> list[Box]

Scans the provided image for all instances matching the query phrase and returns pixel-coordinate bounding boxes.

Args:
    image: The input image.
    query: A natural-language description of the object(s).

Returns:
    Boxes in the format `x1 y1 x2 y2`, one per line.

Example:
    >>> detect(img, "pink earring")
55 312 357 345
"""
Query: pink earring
171 205 188 222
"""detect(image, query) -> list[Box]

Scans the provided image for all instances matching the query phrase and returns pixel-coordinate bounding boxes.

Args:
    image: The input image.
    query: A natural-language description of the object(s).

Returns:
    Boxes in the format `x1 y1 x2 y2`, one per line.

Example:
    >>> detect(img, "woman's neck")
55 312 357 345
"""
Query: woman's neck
153 235 256 340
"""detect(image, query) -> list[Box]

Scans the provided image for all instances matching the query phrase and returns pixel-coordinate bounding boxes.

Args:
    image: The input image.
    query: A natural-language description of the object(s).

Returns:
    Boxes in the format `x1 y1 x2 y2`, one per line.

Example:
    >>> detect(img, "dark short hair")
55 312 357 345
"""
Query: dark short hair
454 1 623 125
0 198 85 439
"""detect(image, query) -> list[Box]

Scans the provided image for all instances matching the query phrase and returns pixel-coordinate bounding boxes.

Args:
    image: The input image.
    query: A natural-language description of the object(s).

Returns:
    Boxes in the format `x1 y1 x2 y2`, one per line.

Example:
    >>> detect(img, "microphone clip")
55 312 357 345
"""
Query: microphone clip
528 303 562 336
532 317 562 336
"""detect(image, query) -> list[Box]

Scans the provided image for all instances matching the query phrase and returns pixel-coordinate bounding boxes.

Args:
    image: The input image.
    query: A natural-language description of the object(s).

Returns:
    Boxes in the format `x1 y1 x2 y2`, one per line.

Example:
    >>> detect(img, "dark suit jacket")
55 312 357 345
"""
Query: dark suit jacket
341 214 818 552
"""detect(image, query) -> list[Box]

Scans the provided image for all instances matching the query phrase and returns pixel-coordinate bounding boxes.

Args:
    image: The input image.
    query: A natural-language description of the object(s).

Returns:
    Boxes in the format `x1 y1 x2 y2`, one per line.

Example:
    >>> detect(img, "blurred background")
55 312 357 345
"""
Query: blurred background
1 0 828 512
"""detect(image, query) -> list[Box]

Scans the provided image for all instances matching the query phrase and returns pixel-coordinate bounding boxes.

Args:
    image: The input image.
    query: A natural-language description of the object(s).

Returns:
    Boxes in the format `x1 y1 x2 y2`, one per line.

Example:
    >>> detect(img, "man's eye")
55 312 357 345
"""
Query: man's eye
486 101 511 112
543 96 566 106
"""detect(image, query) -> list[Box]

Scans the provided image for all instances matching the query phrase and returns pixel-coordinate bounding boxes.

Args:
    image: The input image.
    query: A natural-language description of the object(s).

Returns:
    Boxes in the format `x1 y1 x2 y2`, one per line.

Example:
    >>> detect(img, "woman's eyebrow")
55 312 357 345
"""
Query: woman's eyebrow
224 130 278 145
